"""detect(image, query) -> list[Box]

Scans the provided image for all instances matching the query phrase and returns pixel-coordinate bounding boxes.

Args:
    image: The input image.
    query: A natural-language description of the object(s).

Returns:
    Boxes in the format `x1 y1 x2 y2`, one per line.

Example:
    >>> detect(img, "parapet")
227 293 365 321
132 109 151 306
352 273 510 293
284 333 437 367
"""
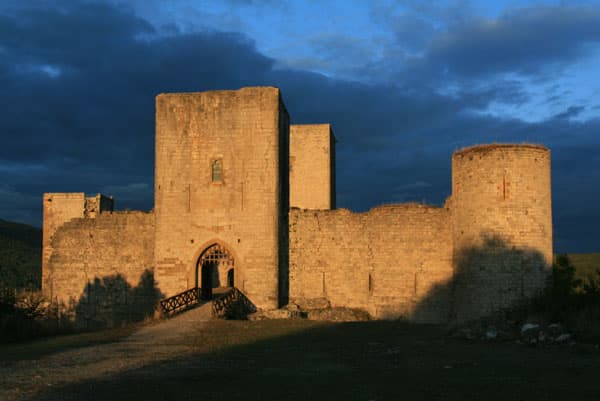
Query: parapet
43 192 114 220
84 194 114 218
453 143 548 158
155 86 281 112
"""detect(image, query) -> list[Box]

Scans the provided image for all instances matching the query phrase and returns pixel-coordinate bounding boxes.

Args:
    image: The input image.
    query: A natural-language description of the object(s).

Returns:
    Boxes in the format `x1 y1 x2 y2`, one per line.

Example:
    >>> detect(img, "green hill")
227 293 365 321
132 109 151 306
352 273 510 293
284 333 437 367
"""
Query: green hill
0 219 42 289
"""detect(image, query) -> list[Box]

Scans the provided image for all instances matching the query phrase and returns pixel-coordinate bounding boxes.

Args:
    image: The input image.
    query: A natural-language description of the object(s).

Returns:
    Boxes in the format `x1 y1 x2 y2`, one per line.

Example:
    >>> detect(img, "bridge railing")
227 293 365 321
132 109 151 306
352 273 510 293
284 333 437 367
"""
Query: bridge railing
212 287 256 319
160 286 256 318
159 287 201 315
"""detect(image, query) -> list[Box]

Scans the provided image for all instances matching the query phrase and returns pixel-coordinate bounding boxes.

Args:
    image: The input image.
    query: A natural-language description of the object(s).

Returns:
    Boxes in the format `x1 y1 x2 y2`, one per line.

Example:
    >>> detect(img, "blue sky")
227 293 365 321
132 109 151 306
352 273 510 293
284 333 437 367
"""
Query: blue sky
0 0 599 252
125 0 600 121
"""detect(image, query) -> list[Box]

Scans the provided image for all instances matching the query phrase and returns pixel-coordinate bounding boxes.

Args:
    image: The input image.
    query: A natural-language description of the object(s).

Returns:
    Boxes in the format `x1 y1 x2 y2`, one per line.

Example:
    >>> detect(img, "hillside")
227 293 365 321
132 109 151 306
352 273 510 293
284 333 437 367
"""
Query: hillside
0 219 42 289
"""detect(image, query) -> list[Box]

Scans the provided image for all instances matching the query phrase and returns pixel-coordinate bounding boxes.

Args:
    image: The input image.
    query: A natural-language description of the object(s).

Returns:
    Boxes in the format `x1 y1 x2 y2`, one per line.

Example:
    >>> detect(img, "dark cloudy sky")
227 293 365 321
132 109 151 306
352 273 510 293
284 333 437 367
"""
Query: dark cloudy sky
1 0 599 252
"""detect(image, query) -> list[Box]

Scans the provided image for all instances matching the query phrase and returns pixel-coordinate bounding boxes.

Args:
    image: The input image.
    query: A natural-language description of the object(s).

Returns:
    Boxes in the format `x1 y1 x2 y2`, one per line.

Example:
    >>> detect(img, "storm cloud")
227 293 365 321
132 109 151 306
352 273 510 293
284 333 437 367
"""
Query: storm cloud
0 1 599 252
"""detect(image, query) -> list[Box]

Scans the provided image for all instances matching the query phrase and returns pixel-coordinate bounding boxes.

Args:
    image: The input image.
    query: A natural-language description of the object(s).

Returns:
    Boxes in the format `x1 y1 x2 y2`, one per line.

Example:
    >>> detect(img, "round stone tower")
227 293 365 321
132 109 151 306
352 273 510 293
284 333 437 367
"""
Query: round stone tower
451 144 552 321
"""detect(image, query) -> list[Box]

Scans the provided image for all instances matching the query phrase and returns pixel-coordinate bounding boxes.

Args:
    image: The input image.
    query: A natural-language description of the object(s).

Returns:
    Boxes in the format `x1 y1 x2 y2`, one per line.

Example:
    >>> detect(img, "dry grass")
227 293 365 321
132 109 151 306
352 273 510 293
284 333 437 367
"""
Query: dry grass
0 324 139 362
2 318 600 401
568 253 600 282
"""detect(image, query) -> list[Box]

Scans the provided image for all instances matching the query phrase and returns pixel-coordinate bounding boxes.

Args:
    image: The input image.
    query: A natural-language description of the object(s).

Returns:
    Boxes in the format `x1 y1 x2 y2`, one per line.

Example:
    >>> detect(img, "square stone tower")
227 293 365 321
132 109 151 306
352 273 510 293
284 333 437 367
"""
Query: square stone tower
154 87 289 309
290 124 336 210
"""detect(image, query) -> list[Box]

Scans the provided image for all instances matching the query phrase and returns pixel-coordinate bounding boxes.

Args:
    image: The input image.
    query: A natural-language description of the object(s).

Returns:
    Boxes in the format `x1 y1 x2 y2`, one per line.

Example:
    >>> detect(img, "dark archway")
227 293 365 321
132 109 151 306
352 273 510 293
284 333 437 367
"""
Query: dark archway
196 243 235 300
227 268 235 287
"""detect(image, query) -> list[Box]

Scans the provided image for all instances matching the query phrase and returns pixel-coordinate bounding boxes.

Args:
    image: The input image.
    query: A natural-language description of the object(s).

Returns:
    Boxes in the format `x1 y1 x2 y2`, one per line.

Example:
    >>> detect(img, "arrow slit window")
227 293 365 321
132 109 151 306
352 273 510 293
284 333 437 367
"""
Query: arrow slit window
211 159 223 183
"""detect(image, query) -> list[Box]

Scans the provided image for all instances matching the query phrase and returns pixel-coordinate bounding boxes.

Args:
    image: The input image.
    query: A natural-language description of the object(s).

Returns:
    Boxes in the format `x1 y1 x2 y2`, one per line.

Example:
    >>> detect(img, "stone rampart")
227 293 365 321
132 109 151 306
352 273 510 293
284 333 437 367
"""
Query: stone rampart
451 144 552 321
289 204 454 322
40 87 554 325
42 193 86 291
45 211 156 328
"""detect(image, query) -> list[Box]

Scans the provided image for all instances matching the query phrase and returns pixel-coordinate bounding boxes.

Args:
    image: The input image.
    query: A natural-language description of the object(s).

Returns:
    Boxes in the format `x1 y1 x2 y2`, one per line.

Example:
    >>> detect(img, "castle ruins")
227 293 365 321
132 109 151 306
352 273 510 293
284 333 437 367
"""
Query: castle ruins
41 87 553 325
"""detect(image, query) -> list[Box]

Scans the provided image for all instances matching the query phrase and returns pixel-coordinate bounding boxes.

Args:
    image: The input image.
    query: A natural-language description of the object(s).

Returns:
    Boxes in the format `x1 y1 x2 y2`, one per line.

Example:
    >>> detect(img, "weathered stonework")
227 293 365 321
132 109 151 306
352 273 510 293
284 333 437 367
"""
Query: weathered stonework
46 211 155 328
290 124 335 210
42 193 113 292
42 87 553 325
153 87 288 309
46 211 154 302
451 144 552 321
289 204 453 322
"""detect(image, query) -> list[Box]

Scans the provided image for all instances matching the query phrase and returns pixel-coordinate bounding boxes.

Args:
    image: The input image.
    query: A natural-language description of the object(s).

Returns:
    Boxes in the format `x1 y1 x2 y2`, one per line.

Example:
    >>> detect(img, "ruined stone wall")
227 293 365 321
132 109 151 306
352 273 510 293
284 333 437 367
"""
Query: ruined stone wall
289 205 454 322
84 194 114 218
45 211 156 328
40 84 554 325
290 124 335 209
42 193 86 293
154 87 288 309
451 144 552 321
42 193 115 293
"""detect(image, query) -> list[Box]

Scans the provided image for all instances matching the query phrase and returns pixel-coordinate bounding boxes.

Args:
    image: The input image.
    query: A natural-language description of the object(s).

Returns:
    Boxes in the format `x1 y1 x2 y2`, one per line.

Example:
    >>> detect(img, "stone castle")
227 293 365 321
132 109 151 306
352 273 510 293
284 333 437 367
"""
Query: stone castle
42 87 553 324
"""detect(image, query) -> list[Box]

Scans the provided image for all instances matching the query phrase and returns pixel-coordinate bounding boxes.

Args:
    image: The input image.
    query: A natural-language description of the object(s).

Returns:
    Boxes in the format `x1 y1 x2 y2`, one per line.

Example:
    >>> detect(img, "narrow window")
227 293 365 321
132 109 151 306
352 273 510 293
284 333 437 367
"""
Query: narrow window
212 159 223 183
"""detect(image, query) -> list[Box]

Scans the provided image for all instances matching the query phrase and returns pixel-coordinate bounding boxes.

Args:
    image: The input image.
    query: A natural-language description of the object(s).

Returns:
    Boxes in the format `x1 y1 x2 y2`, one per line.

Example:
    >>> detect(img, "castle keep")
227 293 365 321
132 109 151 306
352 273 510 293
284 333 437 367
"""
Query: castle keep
42 87 553 324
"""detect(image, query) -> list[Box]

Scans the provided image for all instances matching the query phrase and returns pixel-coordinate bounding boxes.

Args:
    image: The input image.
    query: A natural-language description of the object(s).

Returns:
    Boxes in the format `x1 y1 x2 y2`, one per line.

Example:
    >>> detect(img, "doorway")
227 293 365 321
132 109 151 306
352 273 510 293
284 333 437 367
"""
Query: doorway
196 243 235 300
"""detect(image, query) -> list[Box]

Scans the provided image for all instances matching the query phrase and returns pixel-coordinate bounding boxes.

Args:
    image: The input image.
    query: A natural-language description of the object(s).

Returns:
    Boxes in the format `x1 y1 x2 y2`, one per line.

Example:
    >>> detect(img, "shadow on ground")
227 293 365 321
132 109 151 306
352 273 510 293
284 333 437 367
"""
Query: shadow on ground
19 320 600 401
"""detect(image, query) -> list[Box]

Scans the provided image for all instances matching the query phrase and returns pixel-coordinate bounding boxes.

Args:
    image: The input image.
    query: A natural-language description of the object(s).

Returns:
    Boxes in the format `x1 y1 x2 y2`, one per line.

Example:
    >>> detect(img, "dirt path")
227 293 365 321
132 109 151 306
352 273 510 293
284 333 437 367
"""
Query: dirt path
0 304 214 401
2 314 599 401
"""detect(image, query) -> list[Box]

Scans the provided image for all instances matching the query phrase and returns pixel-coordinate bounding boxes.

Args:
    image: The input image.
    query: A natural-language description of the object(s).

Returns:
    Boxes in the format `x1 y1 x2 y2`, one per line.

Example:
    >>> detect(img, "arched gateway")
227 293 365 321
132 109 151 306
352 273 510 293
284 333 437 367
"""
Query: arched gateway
196 243 235 300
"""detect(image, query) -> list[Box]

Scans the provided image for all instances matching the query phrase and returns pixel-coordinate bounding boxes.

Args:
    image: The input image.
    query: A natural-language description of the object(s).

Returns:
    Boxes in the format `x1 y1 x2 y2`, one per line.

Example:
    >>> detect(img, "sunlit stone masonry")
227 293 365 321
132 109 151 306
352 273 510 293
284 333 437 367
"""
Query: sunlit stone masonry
42 86 553 325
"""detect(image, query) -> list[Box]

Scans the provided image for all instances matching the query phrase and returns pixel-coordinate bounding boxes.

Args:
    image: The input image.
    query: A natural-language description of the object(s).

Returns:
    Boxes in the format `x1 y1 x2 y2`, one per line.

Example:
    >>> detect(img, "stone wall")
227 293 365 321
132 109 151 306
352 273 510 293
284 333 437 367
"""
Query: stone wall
288 144 553 323
40 86 554 325
45 211 156 328
42 193 86 292
154 87 288 309
42 193 115 294
290 124 335 209
84 194 114 218
289 204 454 322
451 144 553 321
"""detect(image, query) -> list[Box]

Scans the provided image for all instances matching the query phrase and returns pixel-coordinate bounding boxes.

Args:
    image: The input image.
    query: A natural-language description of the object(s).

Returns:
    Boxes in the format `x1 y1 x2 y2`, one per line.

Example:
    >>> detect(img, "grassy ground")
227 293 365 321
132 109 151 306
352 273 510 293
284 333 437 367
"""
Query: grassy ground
0 324 138 362
568 253 600 281
2 319 599 401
